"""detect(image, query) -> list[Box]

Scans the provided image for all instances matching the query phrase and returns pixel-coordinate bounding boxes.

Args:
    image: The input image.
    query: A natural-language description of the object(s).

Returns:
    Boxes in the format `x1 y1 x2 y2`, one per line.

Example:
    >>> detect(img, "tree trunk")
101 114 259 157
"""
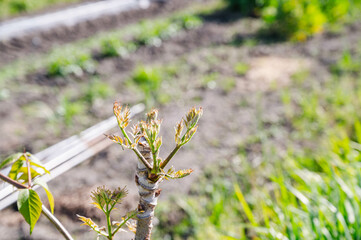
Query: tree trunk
135 139 162 240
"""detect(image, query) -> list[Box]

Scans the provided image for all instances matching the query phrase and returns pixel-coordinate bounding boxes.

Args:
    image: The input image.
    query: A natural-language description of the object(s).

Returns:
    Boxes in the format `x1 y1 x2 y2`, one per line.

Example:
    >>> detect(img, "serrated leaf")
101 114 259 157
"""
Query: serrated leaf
17 189 42 234
33 178 54 214
0 153 22 169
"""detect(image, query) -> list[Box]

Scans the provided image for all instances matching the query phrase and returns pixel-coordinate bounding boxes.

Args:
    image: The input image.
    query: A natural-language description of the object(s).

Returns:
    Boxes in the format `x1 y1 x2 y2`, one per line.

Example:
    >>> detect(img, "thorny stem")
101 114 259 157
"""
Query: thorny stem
0 172 28 189
42 205 74 240
160 145 181 169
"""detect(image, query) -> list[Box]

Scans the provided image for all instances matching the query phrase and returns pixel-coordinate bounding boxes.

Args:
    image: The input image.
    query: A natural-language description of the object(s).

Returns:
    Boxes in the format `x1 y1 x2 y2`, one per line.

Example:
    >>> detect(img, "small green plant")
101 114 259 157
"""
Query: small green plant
135 20 180 47
175 14 203 29
130 66 162 106
77 186 137 240
331 51 361 76
9 0 27 14
225 0 359 41
106 103 202 239
57 96 85 126
82 79 114 106
100 37 136 57
234 62 249 76
47 52 96 78
220 77 236 93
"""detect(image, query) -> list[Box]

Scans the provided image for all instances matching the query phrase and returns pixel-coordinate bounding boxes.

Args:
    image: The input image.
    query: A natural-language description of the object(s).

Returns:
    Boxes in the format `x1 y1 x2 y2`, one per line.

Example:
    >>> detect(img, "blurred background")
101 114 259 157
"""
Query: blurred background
0 0 361 239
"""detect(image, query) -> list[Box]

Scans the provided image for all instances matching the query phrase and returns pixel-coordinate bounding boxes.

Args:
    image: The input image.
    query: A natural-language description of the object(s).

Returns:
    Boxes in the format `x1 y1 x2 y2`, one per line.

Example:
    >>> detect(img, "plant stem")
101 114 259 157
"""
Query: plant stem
119 126 152 170
135 140 160 240
112 211 137 236
42 205 74 240
25 154 32 187
160 145 181 169
0 172 28 189
0 173 73 240
132 147 153 171
106 211 112 240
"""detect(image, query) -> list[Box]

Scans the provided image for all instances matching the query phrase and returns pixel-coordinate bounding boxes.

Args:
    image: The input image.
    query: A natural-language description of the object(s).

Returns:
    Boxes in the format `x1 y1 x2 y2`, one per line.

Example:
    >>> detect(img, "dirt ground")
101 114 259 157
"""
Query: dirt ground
0 0 360 239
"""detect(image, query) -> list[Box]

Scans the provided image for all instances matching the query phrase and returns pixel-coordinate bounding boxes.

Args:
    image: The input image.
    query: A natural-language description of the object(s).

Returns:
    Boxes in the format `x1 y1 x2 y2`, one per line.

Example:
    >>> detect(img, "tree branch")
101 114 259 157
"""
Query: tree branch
160 145 181 169
0 172 28 189
42 205 74 240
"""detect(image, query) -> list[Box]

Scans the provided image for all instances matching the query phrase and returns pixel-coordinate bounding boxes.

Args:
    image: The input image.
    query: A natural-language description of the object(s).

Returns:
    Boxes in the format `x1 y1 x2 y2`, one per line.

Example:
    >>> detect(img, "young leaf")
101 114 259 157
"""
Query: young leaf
17 167 42 183
165 167 193 179
0 153 22 169
77 215 108 237
33 178 55 214
113 102 131 129
112 209 138 236
8 159 25 180
29 161 50 175
17 189 43 234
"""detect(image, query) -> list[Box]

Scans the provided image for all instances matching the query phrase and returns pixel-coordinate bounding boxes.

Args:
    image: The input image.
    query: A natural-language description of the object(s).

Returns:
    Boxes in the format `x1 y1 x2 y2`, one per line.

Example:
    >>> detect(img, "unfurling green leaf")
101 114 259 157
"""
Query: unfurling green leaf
0 153 22 169
17 189 43 234
184 106 203 129
5 152 50 181
146 108 159 123
33 178 55 214
155 136 162 152
105 134 131 149
165 167 193 179
77 215 108 237
174 119 184 145
183 125 198 144
8 159 25 180
91 186 128 213
17 167 41 183
113 102 131 129
112 209 138 235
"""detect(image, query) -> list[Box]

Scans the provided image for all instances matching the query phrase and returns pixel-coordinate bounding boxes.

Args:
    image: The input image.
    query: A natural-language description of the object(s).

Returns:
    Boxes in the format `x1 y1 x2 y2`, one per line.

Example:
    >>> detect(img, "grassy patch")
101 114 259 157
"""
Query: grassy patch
154 35 361 239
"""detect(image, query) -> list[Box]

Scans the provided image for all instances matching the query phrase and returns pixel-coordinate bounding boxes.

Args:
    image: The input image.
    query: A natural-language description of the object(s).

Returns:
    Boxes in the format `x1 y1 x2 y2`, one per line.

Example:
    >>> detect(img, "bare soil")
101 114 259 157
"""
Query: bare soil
0 1 360 239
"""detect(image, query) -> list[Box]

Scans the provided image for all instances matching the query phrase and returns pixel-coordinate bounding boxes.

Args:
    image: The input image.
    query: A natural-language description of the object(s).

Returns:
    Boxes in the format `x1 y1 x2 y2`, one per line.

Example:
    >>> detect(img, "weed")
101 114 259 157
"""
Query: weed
135 20 180 47
226 0 359 40
57 96 85 126
331 51 361 76
175 14 203 30
100 37 136 57
234 62 249 76
82 79 114 106
220 77 236 93
129 66 162 106
201 72 218 89
47 52 96 78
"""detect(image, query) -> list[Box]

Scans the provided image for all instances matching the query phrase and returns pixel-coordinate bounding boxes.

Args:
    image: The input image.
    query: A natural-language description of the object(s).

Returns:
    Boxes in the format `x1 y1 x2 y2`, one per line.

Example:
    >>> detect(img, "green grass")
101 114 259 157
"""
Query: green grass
154 36 361 240
0 0 82 19
47 51 96 77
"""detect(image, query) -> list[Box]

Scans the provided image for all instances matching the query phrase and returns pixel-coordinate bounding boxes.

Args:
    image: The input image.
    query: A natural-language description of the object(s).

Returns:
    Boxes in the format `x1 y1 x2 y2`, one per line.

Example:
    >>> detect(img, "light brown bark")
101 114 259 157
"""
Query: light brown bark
135 138 162 240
